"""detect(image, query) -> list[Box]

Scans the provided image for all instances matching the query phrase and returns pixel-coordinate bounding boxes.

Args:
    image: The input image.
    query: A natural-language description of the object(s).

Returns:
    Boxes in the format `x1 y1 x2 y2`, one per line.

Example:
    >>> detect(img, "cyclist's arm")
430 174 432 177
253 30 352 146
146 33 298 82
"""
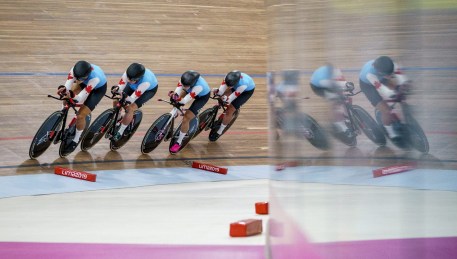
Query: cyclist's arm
173 82 184 96
115 72 129 93
126 82 151 103
64 68 76 91
73 77 100 103
226 84 247 104
391 63 410 86
366 73 397 99
179 85 203 105
217 80 228 96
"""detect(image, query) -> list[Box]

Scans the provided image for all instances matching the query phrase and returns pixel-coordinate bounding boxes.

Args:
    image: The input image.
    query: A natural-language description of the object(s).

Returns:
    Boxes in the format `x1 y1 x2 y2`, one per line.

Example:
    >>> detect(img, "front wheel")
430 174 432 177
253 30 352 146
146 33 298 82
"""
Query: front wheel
405 112 429 154
80 108 115 151
110 110 143 151
141 113 173 154
299 114 331 150
29 111 64 159
352 105 386 146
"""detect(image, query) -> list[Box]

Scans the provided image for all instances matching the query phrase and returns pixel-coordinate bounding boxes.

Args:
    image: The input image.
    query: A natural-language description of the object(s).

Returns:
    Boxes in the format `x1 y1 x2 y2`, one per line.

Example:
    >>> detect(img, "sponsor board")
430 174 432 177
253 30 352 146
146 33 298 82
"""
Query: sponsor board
373 162 416 178
191 161 228 175
54 166 97 182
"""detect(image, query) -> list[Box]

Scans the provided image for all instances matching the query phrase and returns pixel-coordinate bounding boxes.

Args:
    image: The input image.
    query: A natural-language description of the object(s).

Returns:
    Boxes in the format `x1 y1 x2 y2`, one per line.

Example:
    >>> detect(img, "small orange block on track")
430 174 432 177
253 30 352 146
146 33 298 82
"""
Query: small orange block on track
255 202 269 215
230 219 263 237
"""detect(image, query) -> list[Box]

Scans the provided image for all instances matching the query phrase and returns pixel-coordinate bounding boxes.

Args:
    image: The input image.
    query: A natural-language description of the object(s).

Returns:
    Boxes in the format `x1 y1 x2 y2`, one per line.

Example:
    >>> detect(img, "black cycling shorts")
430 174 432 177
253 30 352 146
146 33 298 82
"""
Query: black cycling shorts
359 80 383 107
231 89 255 110
123 85 158 108
83 83 107 111
188 92 210 116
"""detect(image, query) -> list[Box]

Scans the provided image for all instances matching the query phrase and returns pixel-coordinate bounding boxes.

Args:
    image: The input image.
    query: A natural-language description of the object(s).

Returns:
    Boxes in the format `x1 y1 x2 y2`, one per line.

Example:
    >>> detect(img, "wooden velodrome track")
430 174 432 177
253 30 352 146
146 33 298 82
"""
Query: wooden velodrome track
1 0 456 178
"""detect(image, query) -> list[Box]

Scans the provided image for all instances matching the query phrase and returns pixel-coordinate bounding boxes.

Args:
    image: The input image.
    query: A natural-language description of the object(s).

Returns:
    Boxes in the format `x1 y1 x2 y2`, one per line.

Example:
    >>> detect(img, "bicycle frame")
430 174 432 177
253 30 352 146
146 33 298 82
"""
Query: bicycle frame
49 95 80 144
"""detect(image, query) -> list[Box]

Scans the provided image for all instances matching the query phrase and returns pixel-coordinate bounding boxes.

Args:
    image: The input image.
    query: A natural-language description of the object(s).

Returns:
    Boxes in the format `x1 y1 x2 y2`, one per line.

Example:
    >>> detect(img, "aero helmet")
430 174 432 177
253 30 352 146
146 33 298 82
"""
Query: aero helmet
73 60 92 81
224 70 241 87
373 56 394 76
181 70 200 87
126 63 145 81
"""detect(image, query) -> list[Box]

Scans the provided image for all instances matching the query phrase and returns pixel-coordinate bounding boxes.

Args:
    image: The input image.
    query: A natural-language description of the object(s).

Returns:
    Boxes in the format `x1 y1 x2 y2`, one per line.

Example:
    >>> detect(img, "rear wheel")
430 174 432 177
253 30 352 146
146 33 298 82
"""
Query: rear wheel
141 113 173 154
110 110 143 151
352 105 386 146
208 109 240 141
169 116 199 153
58 114 91 157
29 111 64 159
80 108 115 151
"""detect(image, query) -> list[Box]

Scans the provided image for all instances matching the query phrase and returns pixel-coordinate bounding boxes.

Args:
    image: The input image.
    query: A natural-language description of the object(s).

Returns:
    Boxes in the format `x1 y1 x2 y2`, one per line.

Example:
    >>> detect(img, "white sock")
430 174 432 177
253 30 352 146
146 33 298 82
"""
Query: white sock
333 121 347 132
177 131 186 145
217 124 227 135
118 124 128 135
384 124 399 138
73 129 83 142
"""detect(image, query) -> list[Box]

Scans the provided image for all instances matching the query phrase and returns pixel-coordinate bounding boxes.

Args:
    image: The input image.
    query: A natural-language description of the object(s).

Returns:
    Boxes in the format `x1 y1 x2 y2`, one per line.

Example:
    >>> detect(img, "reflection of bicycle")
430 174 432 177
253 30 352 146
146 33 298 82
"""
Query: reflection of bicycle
80 93 142 151
275 106 330 150
333 89 386 147
193 94 239 141
375 91 429 153
141 98 198 154
29 95 91 159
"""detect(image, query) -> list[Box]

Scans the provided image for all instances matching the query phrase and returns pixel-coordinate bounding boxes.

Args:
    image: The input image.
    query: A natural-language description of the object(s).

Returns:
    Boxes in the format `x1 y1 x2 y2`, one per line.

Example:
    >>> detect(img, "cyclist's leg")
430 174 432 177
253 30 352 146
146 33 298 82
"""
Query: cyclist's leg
76 84 107 140
179 93 207 140
360 80 398 138
219 89 254 134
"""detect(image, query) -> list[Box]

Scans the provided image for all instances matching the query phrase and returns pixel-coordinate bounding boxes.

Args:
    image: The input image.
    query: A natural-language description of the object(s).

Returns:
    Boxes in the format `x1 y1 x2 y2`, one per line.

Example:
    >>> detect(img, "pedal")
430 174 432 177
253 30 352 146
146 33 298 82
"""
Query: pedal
53 130 62 144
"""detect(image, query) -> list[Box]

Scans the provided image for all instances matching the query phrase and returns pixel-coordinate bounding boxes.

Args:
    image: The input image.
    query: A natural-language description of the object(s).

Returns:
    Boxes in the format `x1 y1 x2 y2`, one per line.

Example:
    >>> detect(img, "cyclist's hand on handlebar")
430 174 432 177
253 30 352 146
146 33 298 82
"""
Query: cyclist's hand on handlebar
212 88 220 96
397 81 412 95
345 82 355 92
111 85 120 95
57 85 66 97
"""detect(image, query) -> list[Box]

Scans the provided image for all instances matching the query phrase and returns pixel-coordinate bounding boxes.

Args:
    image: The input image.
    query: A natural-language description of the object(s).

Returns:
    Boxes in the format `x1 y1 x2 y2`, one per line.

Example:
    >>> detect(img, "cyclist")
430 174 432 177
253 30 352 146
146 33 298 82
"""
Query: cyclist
168 70 211 154
110 63 158 141
56 60 107 154
359 56 411 144
210 70 256 141
310 64 355 138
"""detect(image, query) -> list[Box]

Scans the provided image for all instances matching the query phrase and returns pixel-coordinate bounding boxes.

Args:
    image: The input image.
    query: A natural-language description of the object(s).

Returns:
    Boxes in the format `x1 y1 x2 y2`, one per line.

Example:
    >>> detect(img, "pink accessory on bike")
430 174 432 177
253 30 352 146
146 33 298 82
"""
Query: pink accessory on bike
170 143 181 153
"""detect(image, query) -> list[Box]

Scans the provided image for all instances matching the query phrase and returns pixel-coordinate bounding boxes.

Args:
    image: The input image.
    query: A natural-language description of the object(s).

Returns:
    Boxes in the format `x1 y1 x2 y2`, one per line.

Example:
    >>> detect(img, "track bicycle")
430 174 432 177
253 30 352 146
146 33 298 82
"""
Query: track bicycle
332 89 386 147
141 98 198 154
375 89 429 153
80 92 143 151
192 94 240 141
29 95 91 159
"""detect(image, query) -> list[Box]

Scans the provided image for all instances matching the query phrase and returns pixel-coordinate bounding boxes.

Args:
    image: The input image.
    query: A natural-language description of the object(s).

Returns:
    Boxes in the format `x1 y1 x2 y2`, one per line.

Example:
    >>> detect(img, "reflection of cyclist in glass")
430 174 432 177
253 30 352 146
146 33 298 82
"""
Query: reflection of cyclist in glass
168 70 211 153
210 70 255 141
56 60 107 154
110 63 158 141
310 64 355 139
359 56 411 144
